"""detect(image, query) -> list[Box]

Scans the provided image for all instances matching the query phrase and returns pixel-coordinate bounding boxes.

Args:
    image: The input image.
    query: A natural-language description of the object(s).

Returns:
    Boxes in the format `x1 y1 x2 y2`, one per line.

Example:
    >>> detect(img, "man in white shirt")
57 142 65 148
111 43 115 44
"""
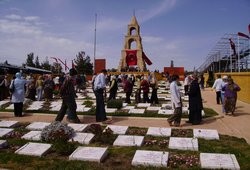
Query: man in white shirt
167 75 182 127
94 69 111 123
212 74 223 104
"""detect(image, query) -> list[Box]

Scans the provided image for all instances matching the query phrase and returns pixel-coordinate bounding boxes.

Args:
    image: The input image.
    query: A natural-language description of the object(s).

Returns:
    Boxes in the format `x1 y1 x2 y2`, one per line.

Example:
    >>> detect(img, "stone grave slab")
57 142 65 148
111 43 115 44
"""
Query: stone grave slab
146 107 161 111
158 109 174 115
69 146 108 162
202 110 205 116
169 137 198 151
165 97 171 101
146 127 171 137
21 131 41 141
161 103 172 109
69 133 94 144
123 106 135 110
68 123 88 132
0 140 8 148
200 153 240 170
5 104 14 110
193 129 219 140
105 108 117 113
0 128 13 137
76 106 85 112
105 125 128 135
83 107 91 112
129 109 145 114
15 142 51 157
50 107 61 111
182 107 189 114
0 100 9 108
132 150 169 167
122 103 128 107
26 122 50 130
0 120 19 127
113 135 144 146
137 103 151 107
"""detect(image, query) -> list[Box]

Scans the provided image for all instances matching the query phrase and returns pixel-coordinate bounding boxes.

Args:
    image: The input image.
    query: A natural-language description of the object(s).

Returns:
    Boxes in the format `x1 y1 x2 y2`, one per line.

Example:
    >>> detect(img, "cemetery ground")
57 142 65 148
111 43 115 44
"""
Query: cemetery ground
0 88 250 169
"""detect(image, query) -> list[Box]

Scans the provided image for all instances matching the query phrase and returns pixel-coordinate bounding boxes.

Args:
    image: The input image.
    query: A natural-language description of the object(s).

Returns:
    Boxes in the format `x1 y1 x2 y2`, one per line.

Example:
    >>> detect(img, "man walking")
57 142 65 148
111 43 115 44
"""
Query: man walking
212 74 223 104
167 75 182 127
94 69 111 123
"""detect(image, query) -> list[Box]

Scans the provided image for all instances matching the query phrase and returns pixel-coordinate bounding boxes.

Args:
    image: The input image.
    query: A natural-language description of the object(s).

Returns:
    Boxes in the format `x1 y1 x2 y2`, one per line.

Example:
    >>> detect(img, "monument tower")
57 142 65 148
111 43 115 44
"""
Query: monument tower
118 15 152 72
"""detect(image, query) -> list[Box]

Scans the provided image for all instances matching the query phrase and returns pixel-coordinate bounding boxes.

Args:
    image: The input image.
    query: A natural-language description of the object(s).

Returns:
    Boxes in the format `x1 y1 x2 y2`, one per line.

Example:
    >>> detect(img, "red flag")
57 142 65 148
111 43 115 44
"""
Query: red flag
126 50 137 66
238 32 250 39
142 52 152 65
229 38 236 55
248 24 250 34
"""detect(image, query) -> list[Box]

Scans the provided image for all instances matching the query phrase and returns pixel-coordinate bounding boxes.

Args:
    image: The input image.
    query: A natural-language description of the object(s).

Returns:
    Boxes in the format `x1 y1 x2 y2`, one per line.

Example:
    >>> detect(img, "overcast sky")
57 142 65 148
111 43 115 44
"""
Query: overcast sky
0 0 249 71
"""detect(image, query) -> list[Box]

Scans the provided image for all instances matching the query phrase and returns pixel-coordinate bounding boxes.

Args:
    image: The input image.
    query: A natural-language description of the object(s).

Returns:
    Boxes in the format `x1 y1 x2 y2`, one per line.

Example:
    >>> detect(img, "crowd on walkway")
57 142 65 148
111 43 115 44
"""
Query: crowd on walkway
0 70 241 126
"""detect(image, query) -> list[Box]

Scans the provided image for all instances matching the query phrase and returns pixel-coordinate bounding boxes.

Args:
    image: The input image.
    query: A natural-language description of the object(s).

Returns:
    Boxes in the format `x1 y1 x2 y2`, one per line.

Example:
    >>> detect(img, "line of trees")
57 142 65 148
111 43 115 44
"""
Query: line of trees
24 51 93 75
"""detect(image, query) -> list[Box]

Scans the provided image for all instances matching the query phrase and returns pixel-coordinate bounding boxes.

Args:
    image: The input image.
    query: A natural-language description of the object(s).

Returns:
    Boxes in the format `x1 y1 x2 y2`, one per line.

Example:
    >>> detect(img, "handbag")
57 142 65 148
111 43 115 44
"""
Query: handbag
9 80 15 93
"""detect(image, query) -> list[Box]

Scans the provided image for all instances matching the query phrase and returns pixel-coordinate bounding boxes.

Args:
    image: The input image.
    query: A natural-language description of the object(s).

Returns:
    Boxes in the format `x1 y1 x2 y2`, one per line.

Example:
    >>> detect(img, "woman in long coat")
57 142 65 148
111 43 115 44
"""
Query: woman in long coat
10 72 31 117
187 75 203 125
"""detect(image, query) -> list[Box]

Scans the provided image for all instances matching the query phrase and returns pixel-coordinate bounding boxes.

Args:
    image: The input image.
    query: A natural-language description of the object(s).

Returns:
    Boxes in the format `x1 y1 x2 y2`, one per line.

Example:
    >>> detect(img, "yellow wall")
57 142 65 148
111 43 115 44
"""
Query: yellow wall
207 72 250 104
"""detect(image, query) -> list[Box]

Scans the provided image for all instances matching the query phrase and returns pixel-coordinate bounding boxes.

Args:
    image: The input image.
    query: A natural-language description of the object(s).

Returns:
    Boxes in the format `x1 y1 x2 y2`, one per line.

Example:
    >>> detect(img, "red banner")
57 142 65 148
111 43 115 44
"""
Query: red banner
142 52 152 65
126 50 137 66
248 24 250 34
238 32 250 39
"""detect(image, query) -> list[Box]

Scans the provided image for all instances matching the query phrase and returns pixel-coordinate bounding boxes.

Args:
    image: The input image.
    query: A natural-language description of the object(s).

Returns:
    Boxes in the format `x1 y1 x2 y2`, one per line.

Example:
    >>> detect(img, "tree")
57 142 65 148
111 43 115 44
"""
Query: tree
35 56 41 68
26 53 35 67
74 51 93 75
41 57 51 71
51 62 62 73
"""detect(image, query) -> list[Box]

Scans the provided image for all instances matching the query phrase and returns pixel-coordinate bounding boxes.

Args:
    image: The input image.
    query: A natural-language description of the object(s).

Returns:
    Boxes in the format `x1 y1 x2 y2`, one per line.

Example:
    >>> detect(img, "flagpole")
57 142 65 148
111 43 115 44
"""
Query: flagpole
237 36 240 72
230 42 232 73
94 13 97 74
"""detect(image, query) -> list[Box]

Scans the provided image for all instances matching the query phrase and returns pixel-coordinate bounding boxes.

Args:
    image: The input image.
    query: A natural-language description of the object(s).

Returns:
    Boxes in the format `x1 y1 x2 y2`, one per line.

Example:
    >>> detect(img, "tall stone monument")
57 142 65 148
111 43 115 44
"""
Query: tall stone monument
118 15 152 72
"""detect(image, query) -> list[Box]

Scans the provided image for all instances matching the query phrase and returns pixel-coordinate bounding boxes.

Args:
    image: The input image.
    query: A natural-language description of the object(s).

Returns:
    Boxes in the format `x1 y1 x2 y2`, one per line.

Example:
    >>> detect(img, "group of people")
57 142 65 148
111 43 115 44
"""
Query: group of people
212 74 240 115
167 74 203 127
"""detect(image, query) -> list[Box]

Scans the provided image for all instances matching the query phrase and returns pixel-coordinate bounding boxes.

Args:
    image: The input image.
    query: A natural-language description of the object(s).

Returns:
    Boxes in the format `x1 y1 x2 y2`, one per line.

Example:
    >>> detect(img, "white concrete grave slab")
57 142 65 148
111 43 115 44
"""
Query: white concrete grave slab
83 107 91 112
122 103 128 107
161 103 172 109
0 120 19 127
0 100 9 108
165 97 171 101
132 150 169 167
50 106 61 111
15 142 52 157
21 131 41 141
123 106 135 110
5 104 14 110
200 153 240 170
0 140 8 148
69 146 108 162
147 127 171 137
113 135 144 146
193 129 219 140
147 107 162 111
69 133 95 144
158 109 174 115
129 109 145 114
0 128 13 137
182 107 189 114
27 101 44 110
26 122 50 130
105 125 128 135
105 108 117 113
137 103 151 107
68 123 88 132
169 137 198 151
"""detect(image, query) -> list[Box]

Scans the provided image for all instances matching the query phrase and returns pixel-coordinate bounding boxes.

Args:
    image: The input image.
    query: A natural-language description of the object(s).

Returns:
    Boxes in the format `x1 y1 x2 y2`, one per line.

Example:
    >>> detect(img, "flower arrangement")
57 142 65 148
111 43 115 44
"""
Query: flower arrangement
41 121 75 142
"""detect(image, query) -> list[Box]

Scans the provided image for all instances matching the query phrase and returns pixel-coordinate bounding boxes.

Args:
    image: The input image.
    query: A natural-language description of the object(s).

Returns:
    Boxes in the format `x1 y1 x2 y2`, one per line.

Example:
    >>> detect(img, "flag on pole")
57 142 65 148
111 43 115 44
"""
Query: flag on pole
229 38 236 56
238 32 250 39
248 24 250 34
65 60 67 71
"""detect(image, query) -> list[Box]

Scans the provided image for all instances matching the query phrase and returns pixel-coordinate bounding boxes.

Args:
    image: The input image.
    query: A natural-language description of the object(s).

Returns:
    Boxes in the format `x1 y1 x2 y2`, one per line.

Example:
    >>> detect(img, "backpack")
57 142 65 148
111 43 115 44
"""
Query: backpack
9 80 15 93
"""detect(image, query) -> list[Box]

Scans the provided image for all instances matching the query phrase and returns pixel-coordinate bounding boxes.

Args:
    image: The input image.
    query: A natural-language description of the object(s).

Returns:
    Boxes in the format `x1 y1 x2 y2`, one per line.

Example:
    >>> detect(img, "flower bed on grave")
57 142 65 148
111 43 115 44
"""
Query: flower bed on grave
0 122 250 169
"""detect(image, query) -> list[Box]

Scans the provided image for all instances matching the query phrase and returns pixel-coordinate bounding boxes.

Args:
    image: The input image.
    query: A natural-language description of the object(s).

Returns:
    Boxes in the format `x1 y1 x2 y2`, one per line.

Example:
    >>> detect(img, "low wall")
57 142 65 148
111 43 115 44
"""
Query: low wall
204 72 250 104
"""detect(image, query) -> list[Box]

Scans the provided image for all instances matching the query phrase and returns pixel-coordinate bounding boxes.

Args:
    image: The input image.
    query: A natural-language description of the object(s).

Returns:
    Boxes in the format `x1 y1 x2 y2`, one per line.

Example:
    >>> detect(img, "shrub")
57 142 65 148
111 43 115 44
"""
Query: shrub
41 121 75 142
83 100 94 107
107 99 123 109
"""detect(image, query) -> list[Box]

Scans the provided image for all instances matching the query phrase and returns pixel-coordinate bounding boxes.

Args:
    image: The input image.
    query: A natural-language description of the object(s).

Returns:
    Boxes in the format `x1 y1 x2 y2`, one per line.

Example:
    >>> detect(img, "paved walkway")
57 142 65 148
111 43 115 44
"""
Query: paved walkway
1 88 250 144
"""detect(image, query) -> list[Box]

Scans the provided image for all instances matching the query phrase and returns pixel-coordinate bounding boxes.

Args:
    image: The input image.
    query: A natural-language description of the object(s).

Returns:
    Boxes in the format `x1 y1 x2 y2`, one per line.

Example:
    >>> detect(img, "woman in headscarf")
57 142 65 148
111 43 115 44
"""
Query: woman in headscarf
10 72 31 117
222 78 240 115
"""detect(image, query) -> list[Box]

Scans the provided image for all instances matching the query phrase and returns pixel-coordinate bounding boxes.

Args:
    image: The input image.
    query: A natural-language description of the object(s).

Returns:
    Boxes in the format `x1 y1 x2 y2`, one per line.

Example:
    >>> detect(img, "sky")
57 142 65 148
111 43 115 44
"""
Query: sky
0 0 249 72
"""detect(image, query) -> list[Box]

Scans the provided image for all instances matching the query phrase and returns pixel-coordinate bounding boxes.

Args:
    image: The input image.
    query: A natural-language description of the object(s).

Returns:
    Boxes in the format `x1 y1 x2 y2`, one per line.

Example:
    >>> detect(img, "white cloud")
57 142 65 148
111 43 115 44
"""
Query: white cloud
5 14 22 20
24 16 40 22
139 0 177 23
142 35 164 43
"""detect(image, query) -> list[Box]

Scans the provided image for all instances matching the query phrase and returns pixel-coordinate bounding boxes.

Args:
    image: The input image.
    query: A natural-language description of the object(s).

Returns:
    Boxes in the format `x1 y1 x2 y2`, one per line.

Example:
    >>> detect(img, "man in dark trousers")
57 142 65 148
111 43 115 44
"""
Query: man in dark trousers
94 69 111 123
55 68 81 123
